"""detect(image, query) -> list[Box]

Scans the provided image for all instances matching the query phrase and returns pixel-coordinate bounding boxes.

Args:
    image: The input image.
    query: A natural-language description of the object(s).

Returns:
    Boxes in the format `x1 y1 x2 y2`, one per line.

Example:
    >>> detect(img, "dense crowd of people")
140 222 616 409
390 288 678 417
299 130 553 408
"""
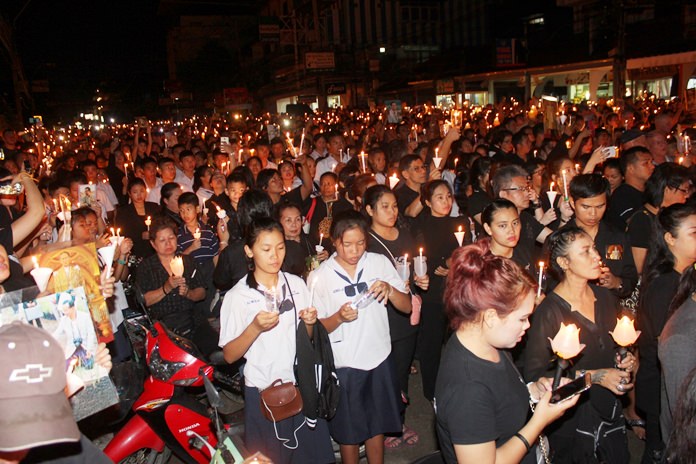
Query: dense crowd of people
1 94 696 464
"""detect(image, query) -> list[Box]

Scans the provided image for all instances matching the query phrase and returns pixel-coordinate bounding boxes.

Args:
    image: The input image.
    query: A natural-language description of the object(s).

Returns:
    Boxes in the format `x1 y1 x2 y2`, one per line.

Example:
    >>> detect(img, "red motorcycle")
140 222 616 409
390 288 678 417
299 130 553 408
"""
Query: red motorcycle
104 321 243 464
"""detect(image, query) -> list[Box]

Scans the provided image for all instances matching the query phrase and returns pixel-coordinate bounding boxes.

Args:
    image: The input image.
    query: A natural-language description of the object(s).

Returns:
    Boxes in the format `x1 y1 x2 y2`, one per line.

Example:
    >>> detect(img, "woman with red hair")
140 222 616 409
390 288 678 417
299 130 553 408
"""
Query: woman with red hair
435 240 578 464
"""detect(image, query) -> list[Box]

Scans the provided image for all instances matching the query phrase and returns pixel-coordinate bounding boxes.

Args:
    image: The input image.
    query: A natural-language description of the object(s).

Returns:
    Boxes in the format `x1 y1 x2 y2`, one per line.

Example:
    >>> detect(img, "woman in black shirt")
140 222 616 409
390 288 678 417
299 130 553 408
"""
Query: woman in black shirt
435 240 578 464
481 198 533 273
364 185 429 447
523 226 636 463
414 180 471 401
276 202 326 277
114 178 159 260
636 202 696 463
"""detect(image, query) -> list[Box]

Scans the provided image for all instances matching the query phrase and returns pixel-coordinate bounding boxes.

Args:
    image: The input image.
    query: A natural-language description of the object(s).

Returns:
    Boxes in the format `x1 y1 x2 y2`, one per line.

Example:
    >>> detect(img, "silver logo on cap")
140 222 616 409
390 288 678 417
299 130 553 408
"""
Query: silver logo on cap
9 364 53 383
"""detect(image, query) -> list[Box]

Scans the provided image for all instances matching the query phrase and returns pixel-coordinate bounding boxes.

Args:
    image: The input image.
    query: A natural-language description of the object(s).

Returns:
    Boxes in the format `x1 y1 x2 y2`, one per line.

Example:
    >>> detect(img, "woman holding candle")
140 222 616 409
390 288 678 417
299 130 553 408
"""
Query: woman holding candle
414 179 470 402
636 203 696 463
435 240 579 464
523 226 636 463
193 165 214 206
219 217 333 464
158 181 184 227
135 216 215 355
363 185 429 448
276 202 327 277
115 178 159 260
310 210 411 463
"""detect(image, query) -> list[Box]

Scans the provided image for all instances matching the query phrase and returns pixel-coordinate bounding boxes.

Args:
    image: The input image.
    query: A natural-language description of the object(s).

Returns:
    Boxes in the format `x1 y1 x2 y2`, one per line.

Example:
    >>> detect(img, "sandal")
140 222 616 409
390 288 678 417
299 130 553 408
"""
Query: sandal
402 426 419 446
384 436 404 449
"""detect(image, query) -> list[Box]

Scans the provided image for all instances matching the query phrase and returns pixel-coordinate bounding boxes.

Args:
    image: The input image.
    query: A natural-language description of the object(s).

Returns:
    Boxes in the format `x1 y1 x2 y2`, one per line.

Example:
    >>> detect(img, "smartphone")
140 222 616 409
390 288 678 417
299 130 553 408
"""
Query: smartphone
136 117 148 128
221 136 229 145
605 146 618 158
550 373 591 404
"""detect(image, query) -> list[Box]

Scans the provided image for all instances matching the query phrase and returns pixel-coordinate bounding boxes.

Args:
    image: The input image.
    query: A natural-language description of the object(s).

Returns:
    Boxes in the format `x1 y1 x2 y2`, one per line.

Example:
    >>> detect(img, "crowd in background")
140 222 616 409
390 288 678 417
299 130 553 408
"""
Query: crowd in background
1 93 696 464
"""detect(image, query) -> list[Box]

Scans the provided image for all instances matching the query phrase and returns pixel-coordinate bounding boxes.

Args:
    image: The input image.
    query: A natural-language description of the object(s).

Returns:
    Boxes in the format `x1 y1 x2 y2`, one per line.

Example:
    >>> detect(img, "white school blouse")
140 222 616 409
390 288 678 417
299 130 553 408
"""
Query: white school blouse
219 272 310 390
309 252 406 370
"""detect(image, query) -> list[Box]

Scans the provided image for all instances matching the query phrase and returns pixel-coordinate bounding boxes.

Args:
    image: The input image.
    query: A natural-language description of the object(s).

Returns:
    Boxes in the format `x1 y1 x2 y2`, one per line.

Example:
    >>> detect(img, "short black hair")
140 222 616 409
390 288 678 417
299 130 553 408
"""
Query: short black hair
620 146 651 175
569 174 610 201
481 198 518 226
330 209 369 242
177 191 199 208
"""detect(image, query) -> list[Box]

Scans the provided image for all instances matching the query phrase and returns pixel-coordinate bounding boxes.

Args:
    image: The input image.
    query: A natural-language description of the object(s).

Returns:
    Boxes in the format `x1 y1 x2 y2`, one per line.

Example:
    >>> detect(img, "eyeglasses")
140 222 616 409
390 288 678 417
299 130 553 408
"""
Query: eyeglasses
672 186 692 195
502 185 530 192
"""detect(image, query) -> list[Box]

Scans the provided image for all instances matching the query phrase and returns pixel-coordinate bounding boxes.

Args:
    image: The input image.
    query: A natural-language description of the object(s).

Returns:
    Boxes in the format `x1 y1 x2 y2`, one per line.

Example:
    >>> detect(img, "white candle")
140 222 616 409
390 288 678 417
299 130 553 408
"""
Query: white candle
193 228 201 240
32 256 39 270
388 173 399 189
319 233 324 247
454 225 465 247
562 170 569 200
537 261 544 297
170 256 184 277
299 128 305 155
419 247 423 259
145 215 151 230
360 151 367 173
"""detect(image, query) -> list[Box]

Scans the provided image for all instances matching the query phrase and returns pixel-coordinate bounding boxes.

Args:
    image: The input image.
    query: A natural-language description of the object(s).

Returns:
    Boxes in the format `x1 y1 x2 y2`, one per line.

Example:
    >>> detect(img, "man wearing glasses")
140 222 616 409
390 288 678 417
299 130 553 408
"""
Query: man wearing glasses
492 165 572 260
395 154 438 219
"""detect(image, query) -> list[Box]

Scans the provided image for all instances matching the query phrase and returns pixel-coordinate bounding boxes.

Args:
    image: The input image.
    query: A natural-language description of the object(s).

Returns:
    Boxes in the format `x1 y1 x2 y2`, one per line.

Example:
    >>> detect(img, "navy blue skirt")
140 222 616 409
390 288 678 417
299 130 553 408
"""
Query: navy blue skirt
329 358 403 445
244 386 335 464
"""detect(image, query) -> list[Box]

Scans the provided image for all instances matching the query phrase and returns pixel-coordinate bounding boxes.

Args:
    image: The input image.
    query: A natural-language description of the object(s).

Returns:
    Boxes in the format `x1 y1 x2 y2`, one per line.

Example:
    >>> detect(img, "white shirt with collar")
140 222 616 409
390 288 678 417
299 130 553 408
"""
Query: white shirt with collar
174 168 195 191
309 251 406 370
219 272 310 389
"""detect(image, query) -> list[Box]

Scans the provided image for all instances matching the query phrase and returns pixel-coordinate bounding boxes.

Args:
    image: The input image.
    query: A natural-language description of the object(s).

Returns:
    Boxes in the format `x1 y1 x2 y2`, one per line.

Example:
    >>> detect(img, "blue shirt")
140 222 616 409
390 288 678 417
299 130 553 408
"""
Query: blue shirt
177 221 219 262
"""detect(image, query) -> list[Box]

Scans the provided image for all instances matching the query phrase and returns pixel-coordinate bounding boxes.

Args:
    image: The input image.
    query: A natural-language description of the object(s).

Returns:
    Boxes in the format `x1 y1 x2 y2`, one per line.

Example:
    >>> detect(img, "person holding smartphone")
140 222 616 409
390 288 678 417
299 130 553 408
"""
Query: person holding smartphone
435 240 579 464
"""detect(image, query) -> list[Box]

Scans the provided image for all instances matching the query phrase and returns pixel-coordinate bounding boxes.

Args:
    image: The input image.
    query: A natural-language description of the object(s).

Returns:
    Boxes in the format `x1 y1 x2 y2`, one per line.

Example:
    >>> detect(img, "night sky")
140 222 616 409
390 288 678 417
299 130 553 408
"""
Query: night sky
2 0 168 120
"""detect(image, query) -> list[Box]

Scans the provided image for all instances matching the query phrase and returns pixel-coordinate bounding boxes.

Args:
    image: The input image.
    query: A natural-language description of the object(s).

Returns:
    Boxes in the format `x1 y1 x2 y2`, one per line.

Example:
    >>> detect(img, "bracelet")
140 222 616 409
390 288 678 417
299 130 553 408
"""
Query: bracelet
162 285 169 296
514 432 531 452
117 258 127 265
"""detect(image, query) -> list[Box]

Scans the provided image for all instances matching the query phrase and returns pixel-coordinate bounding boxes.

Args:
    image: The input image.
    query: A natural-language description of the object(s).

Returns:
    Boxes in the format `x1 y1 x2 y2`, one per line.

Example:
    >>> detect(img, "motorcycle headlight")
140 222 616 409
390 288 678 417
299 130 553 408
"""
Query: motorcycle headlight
149 344 186 382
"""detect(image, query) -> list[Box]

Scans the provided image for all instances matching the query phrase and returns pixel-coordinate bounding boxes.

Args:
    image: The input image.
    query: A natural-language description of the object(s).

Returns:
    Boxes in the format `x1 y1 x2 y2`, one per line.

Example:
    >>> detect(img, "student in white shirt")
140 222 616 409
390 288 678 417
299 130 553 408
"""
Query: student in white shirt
309 210 411 463
219 218 334 464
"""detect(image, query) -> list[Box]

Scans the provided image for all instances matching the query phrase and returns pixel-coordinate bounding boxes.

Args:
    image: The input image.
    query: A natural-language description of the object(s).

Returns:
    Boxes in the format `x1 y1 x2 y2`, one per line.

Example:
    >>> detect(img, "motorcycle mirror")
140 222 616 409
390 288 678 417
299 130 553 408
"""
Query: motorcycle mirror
202 371 224 409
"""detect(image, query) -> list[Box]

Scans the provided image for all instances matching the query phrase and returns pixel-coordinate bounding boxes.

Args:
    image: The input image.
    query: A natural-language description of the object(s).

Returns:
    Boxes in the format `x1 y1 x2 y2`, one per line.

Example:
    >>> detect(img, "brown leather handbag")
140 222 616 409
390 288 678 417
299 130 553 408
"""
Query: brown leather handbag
260 379 304 422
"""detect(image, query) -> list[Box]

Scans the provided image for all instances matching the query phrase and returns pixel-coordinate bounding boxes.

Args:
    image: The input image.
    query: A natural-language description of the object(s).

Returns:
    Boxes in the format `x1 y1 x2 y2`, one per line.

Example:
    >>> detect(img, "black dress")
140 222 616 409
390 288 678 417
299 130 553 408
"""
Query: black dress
281 233 315 277
114 202 160 260
523 286 629 463
413 213 471 401
367 228 419 397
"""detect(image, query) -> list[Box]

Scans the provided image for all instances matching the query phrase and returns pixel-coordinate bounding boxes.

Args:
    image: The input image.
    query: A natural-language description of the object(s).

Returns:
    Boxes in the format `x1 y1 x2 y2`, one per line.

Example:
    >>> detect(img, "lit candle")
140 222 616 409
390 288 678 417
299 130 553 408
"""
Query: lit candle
575 163 581 173
32 256 39 270
433 148 442 169
678 156 684 165
319 233 324 248
454 225 465 247
537 261 544 297
116 228 121 238
547 181 558 206
388 173 399 189
360 151 367 173
454 158 459 169
549 322 586 360
299 128 305 155
170 256 184 277
110 227 115 237
419 247 423 259
609 316 641 348
334 183 339 201
561 170 569 201
193 228 201 240
216 205 227 219
145 215 151 230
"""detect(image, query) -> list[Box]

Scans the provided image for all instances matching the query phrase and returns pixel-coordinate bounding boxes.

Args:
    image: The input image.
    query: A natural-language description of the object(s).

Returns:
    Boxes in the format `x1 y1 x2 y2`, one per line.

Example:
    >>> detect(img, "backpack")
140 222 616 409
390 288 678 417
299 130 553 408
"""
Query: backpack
295 320 341 427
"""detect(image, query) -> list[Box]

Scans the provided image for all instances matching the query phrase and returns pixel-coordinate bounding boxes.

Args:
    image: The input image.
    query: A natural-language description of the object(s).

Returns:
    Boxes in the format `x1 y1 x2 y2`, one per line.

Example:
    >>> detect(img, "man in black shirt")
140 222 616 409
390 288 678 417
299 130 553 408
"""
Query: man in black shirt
394 155 428 218
606 147 654 230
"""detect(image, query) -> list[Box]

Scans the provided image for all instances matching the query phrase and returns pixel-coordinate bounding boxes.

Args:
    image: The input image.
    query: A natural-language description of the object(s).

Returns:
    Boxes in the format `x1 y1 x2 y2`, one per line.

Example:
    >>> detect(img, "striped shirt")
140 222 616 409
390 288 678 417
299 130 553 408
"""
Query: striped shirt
177 221 219 262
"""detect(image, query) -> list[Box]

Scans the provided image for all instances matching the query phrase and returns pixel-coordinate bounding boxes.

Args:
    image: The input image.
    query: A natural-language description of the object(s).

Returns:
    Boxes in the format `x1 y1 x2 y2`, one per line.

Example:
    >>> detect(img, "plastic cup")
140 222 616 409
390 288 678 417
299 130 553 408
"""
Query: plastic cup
315 245 324 253
30 267 53 292
395 261 410 281
413 256 427 278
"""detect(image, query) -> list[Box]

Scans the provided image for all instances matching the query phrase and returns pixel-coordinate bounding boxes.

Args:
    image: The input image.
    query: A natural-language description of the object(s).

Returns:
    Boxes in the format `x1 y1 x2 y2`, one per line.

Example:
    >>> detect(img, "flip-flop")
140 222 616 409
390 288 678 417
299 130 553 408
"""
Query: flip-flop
384 436 404 449
402 426 420 446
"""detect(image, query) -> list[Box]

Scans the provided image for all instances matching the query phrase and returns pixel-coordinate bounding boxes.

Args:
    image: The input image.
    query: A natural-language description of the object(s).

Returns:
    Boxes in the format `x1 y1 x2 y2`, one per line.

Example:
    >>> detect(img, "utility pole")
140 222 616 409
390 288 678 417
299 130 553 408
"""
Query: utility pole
611 0 626 105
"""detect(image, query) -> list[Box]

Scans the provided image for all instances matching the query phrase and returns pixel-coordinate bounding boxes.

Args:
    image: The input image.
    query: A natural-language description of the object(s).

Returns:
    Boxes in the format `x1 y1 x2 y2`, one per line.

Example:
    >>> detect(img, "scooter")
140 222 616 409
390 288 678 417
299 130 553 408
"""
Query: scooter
104 321 244 464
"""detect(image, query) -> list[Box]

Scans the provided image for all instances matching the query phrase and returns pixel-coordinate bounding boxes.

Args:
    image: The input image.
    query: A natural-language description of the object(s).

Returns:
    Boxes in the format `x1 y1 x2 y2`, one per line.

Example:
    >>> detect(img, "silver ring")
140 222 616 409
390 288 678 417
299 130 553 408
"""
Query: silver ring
620 377 628 385
617 384 624 392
